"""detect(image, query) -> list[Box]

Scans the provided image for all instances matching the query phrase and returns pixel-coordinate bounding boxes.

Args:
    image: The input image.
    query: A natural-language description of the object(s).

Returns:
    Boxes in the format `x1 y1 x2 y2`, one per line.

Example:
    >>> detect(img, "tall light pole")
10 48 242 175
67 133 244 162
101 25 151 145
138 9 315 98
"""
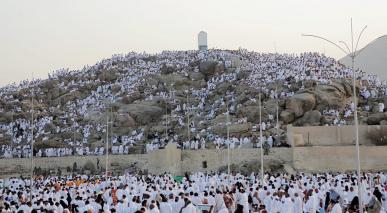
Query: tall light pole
302 18 367 212
165 105 168 139
105 112 109 179
273 48 280 146
11 111 14 156
105 107 113 179
226 101 230 176
186 91 191 144
165 90 170 141
275 74 280 146
30 86 34 202
259 93 264 185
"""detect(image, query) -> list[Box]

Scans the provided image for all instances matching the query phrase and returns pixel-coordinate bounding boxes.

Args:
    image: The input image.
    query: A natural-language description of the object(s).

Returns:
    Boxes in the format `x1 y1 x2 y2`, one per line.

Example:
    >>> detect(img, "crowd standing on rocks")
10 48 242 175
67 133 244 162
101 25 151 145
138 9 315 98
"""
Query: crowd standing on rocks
0 171 387 212
0 50 386 158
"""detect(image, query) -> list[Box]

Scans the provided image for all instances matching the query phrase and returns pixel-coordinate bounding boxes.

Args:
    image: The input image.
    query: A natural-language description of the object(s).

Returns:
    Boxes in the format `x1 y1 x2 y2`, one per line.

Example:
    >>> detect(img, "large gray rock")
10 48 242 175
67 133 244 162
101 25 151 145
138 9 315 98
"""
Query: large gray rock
199 61 224 80
115 113 136 128
189 72 204 81
367 112 387 125
211 114 228 126
42 80 60 100
119 104 163 125
285 93 316 117
295 110 321 126
311 85 345 110
213 123 250 136
160 65 176 75
330 80 354 97
98 69 118 82
304 80 317 89
199 61 217 77
264 99 282 115
0 112 12 123
216 82 232 95
380 120 387 125
237 106 268 123
215 63 225 74
122 91 142 104
59 90 82 106
111 84 122 93
280 110 295 124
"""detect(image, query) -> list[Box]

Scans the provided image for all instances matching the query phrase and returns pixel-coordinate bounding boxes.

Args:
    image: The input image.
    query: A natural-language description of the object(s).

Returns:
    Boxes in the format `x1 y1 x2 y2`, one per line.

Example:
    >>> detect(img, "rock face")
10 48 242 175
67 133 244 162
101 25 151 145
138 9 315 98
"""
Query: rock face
215 82 232 95
295 110 321 126
311 85 346 110
367 112 387 125
98 70 118 82
285 93 316 118
304 80 317 89
264 99 281 115
160 65 176 75
280 110 295 124
218 159 285 175
119 104 163 125
213 123 250 136
58 90 83 106
111 84 122 93
282 80 359 126
122 91 142 104
199 61 224 80
237 106 268 123
115 113 136 128
199 61 217 77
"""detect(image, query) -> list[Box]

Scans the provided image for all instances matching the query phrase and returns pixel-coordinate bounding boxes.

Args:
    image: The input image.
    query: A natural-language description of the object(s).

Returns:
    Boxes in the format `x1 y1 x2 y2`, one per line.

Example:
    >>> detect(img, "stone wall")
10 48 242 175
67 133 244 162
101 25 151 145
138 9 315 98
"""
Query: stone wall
3 123 387 178
293 146 387 172
0 154 148 178
180 148 292 173
288 125 386 146
0 146 292 178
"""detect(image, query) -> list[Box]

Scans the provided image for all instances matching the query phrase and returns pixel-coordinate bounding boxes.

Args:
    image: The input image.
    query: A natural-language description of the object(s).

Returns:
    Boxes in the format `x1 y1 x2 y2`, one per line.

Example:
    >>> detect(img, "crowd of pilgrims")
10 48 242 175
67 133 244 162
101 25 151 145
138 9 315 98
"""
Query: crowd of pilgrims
0 49 386 158
1 171 387 213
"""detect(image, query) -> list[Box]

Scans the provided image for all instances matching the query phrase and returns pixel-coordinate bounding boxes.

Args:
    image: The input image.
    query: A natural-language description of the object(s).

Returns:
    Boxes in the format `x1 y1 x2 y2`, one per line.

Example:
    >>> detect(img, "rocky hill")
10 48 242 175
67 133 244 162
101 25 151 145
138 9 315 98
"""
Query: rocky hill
0 50 386 153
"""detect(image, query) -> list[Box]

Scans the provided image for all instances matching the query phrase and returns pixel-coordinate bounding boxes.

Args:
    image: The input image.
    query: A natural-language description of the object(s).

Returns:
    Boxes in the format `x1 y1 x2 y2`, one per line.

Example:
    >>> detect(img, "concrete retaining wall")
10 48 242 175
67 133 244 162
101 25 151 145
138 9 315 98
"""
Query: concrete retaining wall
288 125 387 146
0 145 292 178
180 148 292 173
2 123 387 178
293 146 387 172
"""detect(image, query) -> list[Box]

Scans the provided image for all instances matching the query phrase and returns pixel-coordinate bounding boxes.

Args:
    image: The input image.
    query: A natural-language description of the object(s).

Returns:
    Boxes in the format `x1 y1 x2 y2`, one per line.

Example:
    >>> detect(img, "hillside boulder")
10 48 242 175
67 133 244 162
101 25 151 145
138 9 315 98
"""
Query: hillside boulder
285 93 316 117
237 106 268 123
98 69 118 82
213 123 250 136
311 85 345 110
295 110 321 126
199 61 224 80
367 112 387 125
119 104 163 125
115 113 136 128
122 91 142 104
280 110 295 124
160 65 176 75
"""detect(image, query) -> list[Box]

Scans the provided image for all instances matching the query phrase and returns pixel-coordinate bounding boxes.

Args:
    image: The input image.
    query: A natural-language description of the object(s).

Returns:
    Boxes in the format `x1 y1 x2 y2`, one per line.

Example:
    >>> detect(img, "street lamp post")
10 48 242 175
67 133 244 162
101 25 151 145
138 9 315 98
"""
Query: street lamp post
302 18 367 212
186 91 190 143
226 102 230 176
30 87 34 202
259 93 264 185
105 107 113 180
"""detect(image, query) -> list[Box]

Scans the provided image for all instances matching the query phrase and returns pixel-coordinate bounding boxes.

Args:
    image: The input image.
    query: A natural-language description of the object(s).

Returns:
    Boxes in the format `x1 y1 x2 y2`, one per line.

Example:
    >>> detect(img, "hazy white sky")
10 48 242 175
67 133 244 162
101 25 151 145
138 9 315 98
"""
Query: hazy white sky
1 0 386 86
